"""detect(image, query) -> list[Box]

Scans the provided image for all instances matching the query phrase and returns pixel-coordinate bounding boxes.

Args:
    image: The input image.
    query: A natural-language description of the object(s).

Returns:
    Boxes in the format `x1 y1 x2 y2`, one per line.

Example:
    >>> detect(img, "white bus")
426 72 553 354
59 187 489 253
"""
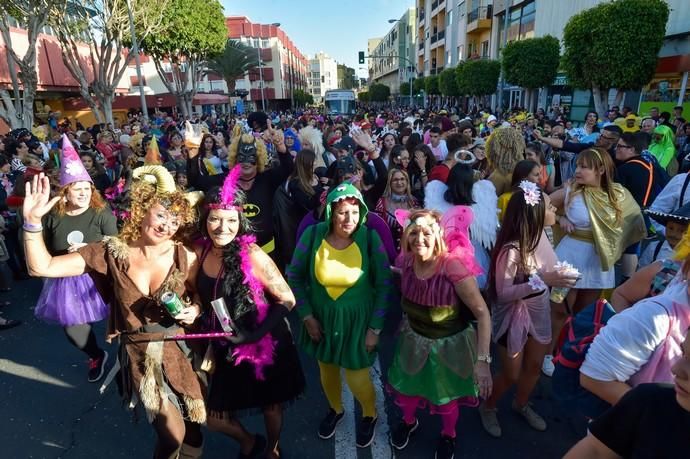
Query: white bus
324 89 356 117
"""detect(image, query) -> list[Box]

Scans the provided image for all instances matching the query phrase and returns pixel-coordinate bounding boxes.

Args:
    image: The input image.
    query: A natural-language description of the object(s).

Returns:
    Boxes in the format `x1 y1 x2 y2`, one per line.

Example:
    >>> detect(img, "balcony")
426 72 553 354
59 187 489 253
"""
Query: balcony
431 0 438 11
431 33 437 44
418 8 425 24
418 42 424 50
467 5 493 33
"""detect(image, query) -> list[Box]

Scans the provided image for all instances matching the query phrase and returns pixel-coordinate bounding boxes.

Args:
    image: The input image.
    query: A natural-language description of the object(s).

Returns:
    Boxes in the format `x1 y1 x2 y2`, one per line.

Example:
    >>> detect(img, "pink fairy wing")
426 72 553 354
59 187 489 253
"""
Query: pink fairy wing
394 208 412 229
441 206 474 254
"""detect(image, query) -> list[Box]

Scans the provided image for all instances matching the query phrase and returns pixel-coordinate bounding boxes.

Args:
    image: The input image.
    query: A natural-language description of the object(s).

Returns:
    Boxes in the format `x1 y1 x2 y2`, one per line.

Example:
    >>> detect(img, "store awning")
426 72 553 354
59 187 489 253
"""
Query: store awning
193 93 230 105
655 55 690 73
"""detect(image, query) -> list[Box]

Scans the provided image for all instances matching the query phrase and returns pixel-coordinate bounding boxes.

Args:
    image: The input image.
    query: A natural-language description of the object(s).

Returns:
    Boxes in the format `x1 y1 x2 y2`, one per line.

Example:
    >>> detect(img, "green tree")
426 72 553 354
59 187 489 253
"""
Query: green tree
207 40 259 95
368 83 390 102
501 35 560 111
140 0 227 116
49 0 168 124
0 0 60 128
358 91 370 102
439 68 459 97
456 59 501 97
293 89 313 107
399 82 411 96
413 77 426 94
562 0 669 116
425 75 440 95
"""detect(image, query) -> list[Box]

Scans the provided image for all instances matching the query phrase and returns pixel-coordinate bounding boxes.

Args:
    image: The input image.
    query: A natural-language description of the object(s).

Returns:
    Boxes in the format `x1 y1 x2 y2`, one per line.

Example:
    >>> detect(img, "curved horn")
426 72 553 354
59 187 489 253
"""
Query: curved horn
132 165 177 194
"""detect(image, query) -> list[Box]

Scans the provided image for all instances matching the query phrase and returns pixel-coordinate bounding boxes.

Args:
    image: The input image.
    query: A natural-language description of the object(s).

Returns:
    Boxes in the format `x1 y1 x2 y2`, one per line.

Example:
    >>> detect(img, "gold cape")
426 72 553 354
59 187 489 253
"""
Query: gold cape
583 183 646 271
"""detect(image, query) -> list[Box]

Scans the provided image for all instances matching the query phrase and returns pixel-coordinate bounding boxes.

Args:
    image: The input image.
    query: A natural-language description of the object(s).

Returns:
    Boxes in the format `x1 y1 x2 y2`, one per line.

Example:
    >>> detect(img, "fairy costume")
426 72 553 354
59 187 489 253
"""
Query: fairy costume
387 207 483 410
288 184 393 369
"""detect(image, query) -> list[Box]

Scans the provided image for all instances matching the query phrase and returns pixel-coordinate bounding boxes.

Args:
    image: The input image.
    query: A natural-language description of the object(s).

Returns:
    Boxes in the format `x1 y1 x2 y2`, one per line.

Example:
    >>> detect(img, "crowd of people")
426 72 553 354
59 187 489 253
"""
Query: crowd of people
4 102 690 458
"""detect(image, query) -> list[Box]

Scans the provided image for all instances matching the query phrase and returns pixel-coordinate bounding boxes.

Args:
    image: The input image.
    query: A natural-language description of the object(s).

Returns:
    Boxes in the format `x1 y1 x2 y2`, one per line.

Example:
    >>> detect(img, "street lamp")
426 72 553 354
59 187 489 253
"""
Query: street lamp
257 22 280 112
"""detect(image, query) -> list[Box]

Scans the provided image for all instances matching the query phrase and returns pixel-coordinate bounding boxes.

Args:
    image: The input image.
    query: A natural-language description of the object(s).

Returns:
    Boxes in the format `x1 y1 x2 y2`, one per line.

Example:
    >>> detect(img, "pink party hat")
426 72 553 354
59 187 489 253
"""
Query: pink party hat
59 134 92 187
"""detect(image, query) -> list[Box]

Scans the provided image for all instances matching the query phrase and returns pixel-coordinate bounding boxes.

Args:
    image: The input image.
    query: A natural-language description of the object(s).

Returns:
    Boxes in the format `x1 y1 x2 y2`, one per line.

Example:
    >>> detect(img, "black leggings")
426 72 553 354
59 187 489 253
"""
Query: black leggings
63 324 102 359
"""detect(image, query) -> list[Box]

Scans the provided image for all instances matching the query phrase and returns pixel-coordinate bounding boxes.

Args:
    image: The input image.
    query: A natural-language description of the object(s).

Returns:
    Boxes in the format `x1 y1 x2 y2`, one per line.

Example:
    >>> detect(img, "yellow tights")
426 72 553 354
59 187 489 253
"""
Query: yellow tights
318 361 377 418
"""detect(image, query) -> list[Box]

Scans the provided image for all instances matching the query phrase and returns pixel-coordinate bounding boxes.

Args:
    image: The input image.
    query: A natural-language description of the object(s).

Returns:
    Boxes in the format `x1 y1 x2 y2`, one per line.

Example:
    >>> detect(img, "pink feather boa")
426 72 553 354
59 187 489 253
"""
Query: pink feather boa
230 234 277 380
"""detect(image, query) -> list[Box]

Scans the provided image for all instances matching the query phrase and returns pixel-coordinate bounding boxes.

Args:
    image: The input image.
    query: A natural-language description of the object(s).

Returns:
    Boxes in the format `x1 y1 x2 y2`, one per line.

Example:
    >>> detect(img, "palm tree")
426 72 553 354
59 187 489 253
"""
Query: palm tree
207 39 259 94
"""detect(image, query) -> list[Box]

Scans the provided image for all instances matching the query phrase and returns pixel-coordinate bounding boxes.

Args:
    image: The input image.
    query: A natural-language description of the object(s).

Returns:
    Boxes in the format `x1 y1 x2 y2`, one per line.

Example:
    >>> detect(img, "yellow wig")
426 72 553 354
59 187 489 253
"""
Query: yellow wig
227 133 268 173
485 127 526 175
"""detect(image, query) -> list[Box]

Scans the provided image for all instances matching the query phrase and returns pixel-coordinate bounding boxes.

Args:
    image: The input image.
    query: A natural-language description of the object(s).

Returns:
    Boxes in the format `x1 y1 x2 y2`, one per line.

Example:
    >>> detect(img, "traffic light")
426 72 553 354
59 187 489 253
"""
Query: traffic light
358 51 365 64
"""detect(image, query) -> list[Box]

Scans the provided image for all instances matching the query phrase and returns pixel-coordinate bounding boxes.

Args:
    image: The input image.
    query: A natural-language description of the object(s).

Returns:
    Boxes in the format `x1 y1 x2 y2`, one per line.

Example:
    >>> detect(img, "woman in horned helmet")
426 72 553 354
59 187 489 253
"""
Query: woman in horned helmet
23 165 205 459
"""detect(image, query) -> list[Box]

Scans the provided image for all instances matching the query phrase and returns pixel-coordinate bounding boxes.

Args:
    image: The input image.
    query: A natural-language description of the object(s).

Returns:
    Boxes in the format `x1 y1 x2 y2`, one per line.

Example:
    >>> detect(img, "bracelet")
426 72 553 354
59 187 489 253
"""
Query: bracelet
477 354 492 364
23 222 43 233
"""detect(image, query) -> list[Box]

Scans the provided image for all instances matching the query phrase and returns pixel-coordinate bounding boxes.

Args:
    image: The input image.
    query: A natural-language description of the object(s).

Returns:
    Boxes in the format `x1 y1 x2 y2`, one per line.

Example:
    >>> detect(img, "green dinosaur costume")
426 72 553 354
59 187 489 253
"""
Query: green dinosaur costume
287 183 393 369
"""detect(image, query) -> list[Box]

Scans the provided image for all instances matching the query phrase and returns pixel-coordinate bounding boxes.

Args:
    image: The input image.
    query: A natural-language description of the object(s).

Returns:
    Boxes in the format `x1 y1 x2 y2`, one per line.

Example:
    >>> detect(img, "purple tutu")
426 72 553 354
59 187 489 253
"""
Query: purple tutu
34 274 109 326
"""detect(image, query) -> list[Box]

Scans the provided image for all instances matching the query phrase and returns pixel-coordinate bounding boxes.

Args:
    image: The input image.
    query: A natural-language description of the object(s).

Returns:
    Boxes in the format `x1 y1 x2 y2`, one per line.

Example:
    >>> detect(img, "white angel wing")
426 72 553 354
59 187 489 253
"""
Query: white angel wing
469 179 499 251
424 180 453 214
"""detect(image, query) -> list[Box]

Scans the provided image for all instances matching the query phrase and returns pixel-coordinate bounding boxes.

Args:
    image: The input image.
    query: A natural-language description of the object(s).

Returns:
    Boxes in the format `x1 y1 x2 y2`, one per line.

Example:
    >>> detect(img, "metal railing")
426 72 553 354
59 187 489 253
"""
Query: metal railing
431 0 438 11
437 29 445 40
467 5 493 23
431 33 437 44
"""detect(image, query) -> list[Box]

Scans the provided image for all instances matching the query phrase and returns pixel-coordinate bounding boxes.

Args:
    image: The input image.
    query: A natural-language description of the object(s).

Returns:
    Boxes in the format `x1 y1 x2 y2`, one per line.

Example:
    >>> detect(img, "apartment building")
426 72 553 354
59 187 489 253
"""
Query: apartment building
226 16 309 111
369 8 417 95
308 52 338 103
416 0 494 77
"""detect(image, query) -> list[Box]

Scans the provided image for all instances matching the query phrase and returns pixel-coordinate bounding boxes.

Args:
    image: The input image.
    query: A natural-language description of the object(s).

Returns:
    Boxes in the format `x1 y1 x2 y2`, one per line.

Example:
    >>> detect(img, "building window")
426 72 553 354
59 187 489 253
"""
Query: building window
481 40 489 57
261 39 269 47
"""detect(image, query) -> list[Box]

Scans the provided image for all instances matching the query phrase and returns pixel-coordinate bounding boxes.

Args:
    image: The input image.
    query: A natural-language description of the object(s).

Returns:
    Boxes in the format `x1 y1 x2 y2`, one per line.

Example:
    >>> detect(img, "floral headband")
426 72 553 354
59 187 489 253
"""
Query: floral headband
519 180 541 206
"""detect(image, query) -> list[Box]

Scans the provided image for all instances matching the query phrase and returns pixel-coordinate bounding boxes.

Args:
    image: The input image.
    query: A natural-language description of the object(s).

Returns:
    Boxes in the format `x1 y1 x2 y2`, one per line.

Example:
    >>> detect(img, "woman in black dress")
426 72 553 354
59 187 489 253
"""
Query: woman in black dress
195 165 305 459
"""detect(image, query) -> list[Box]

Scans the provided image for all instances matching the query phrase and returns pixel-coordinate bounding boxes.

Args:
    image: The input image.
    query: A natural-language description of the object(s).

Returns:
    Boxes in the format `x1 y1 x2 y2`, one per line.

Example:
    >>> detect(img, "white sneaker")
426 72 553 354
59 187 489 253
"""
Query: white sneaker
542 355 555 377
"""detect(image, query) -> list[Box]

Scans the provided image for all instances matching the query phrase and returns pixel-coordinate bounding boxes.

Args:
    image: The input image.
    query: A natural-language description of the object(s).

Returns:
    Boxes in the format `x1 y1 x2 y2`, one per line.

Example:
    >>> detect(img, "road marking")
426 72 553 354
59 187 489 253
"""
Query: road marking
371 358 394 458
335 371 357 459
334 357 394 459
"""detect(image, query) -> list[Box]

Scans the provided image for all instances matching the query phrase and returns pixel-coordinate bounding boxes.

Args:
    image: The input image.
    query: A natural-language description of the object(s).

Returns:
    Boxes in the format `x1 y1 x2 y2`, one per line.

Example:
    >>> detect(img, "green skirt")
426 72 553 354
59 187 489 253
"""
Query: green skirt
299 297 375 370
388 318 478 405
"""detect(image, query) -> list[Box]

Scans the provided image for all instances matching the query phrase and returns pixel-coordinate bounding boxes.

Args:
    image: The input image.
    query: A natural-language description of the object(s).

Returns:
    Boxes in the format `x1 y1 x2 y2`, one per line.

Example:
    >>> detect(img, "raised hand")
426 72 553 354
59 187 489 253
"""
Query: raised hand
23 173 60 225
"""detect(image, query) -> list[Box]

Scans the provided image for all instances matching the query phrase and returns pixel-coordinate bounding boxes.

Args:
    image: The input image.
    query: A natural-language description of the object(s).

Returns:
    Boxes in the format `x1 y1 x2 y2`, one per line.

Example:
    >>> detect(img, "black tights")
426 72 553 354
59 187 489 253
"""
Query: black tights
151 401 203 459
63 324 102 359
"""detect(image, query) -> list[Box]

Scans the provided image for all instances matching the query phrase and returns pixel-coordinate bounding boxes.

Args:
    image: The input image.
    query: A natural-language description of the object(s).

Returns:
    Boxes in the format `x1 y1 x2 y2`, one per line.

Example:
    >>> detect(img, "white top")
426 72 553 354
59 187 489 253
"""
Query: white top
648 173 690 234
566 193 591 229
428 139 448 161
579 279 687 382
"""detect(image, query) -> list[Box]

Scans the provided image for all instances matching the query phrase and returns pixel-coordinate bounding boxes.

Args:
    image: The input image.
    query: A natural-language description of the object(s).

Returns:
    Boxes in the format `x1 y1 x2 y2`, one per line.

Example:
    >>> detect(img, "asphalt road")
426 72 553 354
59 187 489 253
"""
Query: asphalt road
1 278 586 458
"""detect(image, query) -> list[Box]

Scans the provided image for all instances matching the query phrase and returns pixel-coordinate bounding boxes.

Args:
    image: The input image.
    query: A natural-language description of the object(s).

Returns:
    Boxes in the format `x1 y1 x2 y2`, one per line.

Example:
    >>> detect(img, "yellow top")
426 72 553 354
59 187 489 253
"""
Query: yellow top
315 239 363 301
497 191 513 221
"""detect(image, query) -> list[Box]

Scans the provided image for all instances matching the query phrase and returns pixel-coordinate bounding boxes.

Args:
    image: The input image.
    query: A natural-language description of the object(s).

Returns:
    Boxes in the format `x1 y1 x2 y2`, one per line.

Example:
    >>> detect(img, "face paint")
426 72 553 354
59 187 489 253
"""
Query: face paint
237 141 257 165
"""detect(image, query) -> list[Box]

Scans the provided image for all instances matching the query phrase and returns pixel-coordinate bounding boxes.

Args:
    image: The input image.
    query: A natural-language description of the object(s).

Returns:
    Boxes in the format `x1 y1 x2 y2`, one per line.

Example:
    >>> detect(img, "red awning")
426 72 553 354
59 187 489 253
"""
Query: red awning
655 55 690 73
193 93 230 105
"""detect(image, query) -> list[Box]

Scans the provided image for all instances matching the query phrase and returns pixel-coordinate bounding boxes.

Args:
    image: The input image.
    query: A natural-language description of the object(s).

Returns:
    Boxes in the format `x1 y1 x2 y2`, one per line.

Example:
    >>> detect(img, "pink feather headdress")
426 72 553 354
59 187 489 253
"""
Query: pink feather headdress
207 164 243 211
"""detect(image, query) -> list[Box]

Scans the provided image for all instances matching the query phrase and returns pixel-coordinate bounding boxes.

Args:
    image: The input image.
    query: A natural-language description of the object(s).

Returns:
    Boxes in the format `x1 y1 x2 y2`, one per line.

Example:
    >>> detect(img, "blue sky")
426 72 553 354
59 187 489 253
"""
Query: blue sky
221 0 415 77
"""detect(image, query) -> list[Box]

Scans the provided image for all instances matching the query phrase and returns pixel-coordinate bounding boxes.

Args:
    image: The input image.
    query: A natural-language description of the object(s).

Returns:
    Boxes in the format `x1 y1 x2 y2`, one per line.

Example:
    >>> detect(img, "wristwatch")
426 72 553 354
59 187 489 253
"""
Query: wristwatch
477 354 492 364
368 328 382 336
